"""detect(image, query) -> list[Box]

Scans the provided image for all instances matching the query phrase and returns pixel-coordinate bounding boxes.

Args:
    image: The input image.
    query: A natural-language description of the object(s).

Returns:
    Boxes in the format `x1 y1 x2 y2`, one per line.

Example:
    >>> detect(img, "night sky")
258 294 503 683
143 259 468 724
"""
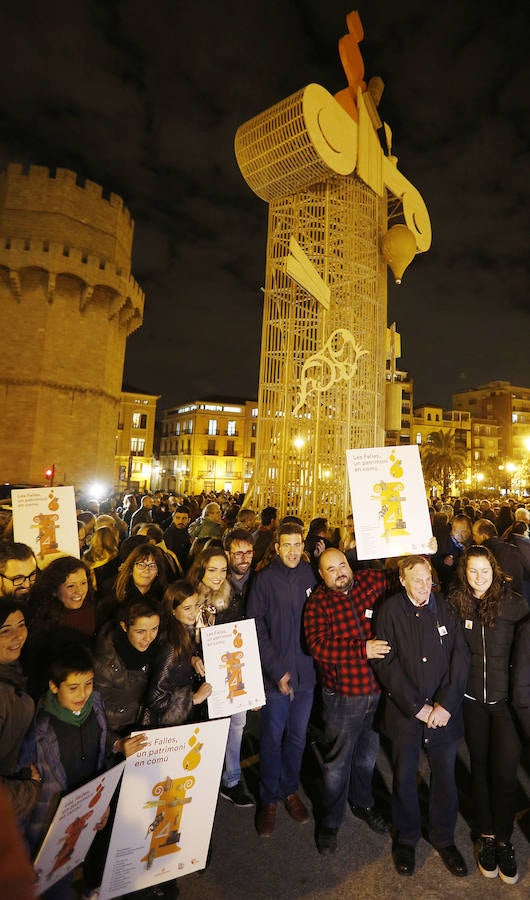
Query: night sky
1 0 528 410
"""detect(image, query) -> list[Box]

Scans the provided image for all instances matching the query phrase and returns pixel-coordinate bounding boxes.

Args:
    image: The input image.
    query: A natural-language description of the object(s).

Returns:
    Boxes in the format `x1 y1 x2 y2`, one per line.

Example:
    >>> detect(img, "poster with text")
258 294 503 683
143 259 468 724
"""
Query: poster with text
12 486 79 564
33 762 125 895
346 445 433 560
99 720 230 899
201 618 266 719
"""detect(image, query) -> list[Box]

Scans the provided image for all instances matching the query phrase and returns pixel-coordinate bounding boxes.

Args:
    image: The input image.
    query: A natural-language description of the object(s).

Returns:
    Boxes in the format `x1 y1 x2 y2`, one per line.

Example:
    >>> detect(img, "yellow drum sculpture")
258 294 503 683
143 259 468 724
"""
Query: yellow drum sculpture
235 10 431 525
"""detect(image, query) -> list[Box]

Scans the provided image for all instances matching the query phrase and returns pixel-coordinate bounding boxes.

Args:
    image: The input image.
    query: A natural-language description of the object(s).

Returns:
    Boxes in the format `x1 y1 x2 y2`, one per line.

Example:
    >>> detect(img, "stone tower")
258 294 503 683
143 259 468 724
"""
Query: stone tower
0 164 144 487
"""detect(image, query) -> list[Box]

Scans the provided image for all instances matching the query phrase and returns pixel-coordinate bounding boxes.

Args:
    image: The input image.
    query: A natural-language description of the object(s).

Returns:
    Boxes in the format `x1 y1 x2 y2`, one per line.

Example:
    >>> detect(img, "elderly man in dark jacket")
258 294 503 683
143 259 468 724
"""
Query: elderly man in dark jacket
371 555 469 879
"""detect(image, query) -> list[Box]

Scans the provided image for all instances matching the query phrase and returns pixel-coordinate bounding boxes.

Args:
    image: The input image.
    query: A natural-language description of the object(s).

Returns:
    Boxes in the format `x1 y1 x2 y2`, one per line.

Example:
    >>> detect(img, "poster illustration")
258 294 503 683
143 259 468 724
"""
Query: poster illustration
346 445 433 560
33 762 125 894
99 720 229 899
200 619 266 719
11 486 79 563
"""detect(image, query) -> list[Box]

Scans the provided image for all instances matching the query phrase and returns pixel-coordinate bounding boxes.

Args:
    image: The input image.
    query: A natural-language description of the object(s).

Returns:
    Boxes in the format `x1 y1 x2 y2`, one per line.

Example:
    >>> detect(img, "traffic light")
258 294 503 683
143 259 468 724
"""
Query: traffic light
44 465 55 485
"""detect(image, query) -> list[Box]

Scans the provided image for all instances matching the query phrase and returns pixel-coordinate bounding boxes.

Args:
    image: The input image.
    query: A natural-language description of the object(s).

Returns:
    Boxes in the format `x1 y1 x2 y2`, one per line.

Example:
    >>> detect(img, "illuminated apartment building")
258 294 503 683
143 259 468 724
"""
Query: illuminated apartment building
157 398 258 495
114 388 160 492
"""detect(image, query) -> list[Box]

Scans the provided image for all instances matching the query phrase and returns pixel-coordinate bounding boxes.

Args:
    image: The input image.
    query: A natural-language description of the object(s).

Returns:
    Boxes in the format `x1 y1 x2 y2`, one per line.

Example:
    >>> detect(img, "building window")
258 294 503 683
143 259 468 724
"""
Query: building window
250 442 256 458
206 458 215 473
252 408 258 417
132 412 147 429
226 440 235 456
251 423 257 437
227 420 237 436
208 419 218 435
416 434 422 445
187 439 191 454
175 422 180 435
130 438 138 453
189 419 193 434
207 439 216 455
226 460 234 475
138 438 145 454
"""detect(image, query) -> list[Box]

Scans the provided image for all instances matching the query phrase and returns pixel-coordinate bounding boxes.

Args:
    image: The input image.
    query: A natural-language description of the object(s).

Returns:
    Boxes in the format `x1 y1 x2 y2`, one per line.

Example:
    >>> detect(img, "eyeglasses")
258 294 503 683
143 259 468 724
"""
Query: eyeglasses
0 570 37 587
134 562 158 571
231 550 254 559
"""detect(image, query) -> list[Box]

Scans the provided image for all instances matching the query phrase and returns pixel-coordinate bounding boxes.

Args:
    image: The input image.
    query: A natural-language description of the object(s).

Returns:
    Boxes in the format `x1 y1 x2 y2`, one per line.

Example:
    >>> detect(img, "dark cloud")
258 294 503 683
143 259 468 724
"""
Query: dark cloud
0 0 528 410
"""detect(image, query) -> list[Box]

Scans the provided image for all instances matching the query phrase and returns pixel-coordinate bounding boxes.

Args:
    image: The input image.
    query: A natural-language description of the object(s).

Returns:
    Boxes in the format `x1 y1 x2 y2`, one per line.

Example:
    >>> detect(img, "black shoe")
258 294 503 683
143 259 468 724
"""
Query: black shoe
438 845 468 877
351 804 390 834
219 781 254 807
475 835 498 878
392 843 415 876
316 827 338 855
496 841 518 885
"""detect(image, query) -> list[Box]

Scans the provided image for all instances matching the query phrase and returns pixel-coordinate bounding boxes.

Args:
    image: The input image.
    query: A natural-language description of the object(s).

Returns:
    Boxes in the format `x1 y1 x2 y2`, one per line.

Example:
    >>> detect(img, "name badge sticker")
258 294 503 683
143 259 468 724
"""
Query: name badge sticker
365 608 373 619
465 619 473 630
438 625 448 637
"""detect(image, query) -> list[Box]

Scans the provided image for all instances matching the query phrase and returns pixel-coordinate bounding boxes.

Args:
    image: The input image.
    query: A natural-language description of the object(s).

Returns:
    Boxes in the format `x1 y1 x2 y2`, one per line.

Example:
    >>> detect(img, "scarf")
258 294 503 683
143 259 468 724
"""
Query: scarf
42 688 94 726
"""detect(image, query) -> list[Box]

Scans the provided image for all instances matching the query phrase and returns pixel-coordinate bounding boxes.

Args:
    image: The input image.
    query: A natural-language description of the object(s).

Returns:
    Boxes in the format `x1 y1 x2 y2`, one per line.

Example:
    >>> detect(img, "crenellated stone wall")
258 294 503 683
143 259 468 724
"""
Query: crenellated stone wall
0 164 145 488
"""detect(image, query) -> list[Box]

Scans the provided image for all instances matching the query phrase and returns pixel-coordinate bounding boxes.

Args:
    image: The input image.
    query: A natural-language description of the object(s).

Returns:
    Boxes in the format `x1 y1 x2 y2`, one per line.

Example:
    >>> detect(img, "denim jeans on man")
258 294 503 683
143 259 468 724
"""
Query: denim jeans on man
320 690 380 829
259 689 314 803
222 709 247 788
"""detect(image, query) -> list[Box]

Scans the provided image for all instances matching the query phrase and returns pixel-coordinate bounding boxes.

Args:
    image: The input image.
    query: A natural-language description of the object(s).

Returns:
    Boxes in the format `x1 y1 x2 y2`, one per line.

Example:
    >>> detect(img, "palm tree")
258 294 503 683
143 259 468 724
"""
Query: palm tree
420 430 467 496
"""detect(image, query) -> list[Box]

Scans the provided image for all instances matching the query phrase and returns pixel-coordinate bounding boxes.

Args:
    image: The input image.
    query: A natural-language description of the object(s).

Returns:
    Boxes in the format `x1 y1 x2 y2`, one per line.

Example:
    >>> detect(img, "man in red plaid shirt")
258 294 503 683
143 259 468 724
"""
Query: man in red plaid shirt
304 548 397 854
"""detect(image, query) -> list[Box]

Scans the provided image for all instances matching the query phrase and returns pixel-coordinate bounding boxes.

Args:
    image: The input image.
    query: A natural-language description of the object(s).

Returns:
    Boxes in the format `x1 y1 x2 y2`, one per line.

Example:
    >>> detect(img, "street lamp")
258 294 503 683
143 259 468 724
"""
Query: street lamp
506 461 517 494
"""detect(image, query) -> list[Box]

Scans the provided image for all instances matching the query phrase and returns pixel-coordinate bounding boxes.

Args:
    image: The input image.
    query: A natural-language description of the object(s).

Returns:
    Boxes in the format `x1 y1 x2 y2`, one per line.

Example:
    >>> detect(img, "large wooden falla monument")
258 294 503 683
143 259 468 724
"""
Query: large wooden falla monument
235 10 431 524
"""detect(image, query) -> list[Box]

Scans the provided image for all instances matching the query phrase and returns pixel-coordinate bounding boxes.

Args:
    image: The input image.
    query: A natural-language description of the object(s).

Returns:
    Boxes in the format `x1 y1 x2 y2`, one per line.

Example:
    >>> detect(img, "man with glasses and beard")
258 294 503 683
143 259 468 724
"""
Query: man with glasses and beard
0 543 38 603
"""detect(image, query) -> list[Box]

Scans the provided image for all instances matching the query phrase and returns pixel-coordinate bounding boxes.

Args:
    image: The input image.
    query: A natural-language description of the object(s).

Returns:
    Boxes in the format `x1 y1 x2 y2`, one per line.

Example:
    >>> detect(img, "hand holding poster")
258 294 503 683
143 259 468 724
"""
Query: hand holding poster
33 762 125 894
346 445 433 560
99 720 229 899
200 618 266 719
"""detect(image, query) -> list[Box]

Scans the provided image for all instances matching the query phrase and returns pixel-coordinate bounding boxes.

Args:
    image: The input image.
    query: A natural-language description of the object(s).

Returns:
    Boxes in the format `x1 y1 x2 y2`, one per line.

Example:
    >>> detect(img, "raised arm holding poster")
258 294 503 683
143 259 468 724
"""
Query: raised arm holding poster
99 720 229 900
346 445 433 561
200 618 265 719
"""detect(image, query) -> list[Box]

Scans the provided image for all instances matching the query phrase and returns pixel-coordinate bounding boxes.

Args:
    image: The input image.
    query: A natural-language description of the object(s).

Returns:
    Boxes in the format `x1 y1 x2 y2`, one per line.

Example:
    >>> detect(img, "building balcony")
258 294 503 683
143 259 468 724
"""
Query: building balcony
203 449 219 456
223 451 238 456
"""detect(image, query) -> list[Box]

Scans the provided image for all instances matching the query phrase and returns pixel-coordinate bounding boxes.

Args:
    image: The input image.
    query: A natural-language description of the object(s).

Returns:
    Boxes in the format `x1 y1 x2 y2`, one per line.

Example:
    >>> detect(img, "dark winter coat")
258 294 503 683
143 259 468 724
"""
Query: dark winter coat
18 691 106 854
246 555 316 693
141 639 195 727
93 624 154 751
512 617 530 738
371 591 469 745
0 663 39 819
456 588 527 703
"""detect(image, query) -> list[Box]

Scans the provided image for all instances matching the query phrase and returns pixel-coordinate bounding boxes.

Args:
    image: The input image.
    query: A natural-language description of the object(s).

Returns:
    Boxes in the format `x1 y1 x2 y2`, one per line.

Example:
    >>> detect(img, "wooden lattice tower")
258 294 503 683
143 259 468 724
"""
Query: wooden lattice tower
235 12 431 525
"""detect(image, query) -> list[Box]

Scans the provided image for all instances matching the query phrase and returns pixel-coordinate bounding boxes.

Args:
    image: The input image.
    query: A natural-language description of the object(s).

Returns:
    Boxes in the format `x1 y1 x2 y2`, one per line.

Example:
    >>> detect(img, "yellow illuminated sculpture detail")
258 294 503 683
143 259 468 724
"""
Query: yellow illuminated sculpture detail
235 9 431 524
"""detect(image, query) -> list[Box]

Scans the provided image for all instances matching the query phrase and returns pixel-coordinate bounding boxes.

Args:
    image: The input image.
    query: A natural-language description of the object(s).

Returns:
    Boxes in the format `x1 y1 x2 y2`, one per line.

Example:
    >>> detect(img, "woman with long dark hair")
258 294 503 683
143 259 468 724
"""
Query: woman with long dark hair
96 542 167 628
25 556 96 700
143 580 211 727
449 545 527 884
187 546 253 807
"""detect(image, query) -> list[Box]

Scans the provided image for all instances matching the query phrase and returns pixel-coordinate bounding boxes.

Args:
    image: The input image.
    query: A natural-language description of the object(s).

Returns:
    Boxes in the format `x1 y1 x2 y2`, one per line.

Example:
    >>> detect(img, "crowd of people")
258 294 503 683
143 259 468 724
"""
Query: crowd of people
0 488 529 897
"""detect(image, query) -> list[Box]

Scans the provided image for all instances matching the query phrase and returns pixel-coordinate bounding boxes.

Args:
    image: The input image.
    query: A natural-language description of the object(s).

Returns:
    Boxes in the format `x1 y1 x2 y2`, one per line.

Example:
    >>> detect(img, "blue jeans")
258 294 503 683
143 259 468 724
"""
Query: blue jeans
222 709 247 788
391 730 458 848
259 689 314 804
320 690 380 829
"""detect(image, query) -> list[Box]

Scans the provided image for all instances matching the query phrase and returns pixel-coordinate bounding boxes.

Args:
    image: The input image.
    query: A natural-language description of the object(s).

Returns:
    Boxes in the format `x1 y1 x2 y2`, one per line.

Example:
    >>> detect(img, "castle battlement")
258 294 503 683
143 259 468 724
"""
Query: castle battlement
0 164 135 264
0 236 144 334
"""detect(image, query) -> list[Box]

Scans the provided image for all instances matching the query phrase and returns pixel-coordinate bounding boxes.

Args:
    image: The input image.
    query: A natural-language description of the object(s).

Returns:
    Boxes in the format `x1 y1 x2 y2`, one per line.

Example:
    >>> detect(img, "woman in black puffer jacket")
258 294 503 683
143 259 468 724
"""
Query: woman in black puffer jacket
142 580 211 727
449 545 527 884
